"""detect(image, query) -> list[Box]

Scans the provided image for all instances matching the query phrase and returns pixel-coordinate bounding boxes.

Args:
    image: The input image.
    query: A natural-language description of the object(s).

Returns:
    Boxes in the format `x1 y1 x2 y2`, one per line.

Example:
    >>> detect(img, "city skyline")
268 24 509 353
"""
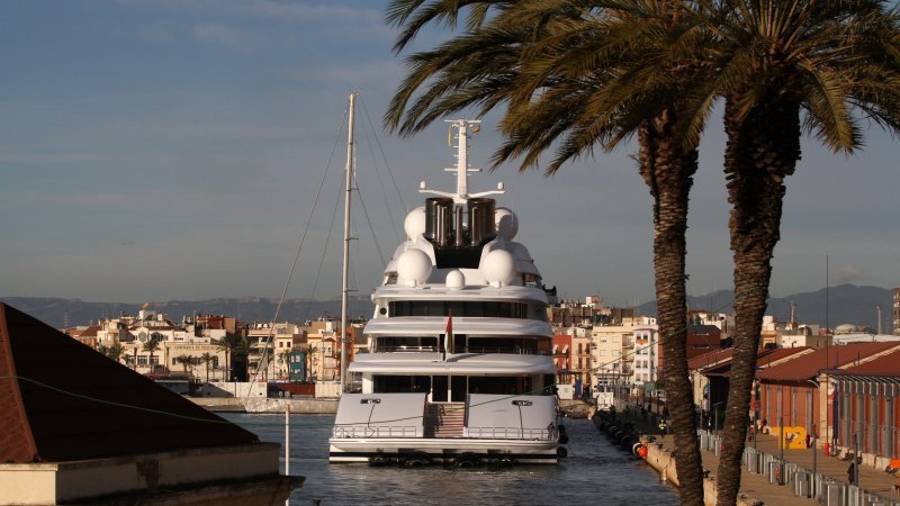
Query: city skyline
3 0 899 304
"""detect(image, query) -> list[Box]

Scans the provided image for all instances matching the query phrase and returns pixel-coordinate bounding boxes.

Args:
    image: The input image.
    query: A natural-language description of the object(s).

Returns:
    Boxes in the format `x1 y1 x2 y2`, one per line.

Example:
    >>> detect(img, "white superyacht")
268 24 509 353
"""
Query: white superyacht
329 119 564 465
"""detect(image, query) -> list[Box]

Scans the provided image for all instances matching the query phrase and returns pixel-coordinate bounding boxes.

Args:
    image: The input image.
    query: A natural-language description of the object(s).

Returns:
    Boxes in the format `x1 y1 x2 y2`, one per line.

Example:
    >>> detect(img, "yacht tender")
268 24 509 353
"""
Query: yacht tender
329 120 563 465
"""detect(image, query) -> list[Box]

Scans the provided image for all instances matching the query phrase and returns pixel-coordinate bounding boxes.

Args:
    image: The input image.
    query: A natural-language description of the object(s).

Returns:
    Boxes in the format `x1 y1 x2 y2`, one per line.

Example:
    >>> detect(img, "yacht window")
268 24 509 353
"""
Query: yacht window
375 336 438 352
468 376 533 395
373 375 431 393
389 301 542 319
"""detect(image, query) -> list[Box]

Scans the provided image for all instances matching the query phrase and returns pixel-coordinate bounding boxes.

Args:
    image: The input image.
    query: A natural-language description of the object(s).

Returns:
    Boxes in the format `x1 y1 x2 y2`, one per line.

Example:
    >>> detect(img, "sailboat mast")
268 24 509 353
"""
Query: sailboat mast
340 92 355 392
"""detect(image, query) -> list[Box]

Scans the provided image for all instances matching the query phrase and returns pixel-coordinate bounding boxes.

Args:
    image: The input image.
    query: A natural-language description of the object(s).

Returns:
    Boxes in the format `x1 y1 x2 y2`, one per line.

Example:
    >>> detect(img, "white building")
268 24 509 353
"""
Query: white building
631 326 659 385
591 316 658 388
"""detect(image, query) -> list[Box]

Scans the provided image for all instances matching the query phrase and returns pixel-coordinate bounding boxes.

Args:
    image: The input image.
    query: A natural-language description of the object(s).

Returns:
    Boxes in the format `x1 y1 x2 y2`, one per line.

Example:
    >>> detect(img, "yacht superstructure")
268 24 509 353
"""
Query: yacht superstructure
329 120 563 465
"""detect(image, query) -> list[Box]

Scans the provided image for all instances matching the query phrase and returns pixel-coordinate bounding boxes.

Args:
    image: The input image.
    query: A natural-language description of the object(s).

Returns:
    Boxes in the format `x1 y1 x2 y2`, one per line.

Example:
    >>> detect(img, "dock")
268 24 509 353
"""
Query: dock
595 409 900 505
190 396 339 414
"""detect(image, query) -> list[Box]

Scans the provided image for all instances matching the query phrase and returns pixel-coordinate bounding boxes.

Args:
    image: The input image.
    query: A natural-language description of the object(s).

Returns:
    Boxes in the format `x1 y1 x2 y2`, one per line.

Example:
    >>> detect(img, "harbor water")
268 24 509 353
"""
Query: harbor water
224 413 678 505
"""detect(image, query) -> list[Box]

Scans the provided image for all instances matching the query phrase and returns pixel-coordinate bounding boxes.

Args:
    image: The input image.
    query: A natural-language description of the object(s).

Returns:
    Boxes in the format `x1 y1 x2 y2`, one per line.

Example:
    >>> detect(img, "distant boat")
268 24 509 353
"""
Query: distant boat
329 104 563 466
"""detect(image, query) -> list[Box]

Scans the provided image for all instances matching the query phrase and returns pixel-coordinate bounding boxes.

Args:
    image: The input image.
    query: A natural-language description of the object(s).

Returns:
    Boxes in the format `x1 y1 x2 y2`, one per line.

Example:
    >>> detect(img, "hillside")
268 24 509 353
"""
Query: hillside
638 284 894 331
0 296 372 328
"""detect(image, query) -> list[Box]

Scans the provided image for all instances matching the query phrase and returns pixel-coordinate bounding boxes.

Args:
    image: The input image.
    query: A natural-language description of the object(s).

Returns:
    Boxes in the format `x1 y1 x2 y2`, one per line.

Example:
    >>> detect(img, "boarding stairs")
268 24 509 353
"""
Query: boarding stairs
426 403 465 438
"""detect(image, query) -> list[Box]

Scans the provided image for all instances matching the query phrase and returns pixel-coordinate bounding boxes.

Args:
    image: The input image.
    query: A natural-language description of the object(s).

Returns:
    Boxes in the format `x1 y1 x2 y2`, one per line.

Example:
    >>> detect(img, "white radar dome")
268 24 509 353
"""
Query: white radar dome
404 206 427 240
495 207 518 240
397 248 432 287
445 270 465 290
480 249 517 287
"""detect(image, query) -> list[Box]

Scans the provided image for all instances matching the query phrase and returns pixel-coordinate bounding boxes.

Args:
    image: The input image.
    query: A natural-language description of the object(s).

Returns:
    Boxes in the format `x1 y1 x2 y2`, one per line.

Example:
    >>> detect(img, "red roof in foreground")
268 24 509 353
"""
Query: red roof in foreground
756 347 813 369
757 342 900 383
688 348 734 371
0 303 258 464
840 349 900 377
700 347 811 378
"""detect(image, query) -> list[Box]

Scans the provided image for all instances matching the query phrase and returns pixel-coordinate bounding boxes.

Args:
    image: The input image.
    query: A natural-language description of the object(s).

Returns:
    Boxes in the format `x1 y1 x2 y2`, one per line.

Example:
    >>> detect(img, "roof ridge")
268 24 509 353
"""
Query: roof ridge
0 304 39 462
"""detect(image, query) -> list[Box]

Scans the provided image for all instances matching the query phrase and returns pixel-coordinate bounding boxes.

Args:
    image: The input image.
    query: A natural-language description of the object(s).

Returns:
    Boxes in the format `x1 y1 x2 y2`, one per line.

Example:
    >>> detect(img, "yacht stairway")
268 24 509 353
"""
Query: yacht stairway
425 404 465 438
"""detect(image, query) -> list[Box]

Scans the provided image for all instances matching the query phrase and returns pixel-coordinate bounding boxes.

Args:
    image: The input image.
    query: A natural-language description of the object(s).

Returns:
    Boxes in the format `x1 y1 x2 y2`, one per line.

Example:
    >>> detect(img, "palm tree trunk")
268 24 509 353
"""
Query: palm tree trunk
716 96 800 506
639 110 703 506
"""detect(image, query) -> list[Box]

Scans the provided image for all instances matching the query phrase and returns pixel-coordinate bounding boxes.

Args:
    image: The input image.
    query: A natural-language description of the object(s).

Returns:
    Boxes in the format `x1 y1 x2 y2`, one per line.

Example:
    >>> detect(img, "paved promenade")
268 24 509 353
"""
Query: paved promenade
657 433 900 505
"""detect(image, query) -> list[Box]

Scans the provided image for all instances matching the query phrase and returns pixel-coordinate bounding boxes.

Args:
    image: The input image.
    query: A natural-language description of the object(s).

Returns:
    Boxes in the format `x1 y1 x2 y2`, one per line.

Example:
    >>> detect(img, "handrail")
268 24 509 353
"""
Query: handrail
332 425 420 438
464 426 558 441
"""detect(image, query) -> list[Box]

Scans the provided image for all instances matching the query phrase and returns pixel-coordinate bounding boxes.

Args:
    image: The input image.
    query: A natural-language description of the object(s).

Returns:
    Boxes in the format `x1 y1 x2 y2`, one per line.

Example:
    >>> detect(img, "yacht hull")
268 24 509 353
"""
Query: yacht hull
329 437 559 464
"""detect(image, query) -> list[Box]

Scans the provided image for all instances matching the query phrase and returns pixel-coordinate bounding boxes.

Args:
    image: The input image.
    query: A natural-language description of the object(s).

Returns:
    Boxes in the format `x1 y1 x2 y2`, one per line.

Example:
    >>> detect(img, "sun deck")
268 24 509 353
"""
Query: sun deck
349 352 555 375
363 316 552 337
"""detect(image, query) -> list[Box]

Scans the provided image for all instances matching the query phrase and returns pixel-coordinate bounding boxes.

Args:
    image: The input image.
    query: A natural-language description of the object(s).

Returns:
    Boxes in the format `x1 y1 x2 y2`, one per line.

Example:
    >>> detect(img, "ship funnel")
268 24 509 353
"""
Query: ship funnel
425 197 453 247
467 198 496 246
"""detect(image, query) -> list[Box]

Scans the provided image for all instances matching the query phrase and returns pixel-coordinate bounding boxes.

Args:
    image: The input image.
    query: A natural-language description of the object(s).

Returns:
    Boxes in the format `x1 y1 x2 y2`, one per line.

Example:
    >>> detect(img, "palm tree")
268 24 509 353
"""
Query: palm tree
200 352 215 383
385 1 710 501
142 339 160 374
175 354 199 377
105 343 125 363
677 2 900 504
279 349 293 380
214 333 243 381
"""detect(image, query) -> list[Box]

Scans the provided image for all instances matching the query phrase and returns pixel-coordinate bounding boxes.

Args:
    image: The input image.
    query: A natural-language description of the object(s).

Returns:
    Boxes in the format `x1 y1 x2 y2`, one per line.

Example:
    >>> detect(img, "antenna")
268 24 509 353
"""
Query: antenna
824 253 830 373
419 119 505 203
876 305 883 335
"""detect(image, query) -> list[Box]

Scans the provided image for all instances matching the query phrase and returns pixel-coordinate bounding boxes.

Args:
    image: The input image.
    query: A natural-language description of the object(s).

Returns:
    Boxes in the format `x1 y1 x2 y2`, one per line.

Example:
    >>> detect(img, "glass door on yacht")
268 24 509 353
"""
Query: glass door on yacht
451 376 467 402
431 375 449 402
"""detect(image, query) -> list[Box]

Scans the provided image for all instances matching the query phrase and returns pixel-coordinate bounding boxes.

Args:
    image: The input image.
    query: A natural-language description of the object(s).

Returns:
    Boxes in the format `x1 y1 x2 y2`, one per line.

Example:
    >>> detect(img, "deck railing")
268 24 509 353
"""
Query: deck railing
332 424 558 441
465 426 558 441
332 425 420 438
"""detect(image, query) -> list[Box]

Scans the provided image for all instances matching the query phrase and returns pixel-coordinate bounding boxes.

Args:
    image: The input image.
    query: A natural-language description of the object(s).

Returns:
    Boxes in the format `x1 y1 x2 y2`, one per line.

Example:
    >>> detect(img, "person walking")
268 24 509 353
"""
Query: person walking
847 458 858 486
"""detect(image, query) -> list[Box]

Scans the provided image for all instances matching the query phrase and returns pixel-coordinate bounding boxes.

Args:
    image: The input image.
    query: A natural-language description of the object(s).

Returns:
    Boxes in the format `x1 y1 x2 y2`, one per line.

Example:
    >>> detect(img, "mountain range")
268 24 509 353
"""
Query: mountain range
0 296 373 329
3 283 895 331
638 284 894 332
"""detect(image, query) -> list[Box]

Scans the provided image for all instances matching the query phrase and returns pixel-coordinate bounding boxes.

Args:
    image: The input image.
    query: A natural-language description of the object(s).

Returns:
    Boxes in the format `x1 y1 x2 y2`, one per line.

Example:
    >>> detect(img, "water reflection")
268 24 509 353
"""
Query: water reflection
223 413 678 506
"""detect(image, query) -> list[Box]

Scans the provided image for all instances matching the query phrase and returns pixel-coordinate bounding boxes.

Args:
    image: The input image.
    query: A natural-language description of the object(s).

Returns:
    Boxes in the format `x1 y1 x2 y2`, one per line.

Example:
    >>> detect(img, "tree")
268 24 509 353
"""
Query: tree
279 349 293 380
384 2 712 502
214 333 244 381
175 354 200 377
200 352 215 383
677 2 900 504
142 339 160 374
105 343 125 363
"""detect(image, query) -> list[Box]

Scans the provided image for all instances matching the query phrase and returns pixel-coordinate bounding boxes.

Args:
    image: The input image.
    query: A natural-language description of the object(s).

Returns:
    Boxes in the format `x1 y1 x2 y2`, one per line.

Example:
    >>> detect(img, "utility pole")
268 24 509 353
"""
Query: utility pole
877 305 883 335
339 92 356 393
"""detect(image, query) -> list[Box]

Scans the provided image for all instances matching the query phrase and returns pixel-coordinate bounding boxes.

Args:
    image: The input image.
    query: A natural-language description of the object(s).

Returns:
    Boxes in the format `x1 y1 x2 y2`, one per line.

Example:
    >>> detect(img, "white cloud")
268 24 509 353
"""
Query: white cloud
834 264 864 284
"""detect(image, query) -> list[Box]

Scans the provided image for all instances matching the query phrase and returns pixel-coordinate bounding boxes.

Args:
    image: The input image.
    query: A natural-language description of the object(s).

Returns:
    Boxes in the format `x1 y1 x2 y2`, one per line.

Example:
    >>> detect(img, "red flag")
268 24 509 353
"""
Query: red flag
445 310 453 356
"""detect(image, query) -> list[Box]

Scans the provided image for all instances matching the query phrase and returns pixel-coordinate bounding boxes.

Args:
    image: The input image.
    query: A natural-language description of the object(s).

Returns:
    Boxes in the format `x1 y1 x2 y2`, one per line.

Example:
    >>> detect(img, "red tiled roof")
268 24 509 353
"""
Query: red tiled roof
701 347 811 378
0 303 258 463
840 349 900 377
756 347 812 368
688 348 734 371
78 325 99 338
757 342 900 383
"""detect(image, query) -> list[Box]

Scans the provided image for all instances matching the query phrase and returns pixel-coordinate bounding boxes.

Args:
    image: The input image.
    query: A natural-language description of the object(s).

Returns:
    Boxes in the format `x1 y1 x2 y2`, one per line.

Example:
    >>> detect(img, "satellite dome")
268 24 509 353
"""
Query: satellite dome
397 248 432 287
446 269 465 290
835 323 860 335
404 206 427 240
495 207 518 240
480 249 517 287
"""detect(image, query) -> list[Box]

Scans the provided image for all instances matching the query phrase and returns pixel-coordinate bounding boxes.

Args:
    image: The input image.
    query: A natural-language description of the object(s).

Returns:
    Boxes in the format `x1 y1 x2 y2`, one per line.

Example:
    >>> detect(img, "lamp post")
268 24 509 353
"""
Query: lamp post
812 431 817 498
780 415 785 485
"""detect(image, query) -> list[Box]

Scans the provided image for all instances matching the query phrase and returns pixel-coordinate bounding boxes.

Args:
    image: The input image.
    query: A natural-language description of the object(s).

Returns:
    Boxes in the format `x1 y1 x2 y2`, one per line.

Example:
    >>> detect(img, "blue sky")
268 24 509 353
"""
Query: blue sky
2 0 898 304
